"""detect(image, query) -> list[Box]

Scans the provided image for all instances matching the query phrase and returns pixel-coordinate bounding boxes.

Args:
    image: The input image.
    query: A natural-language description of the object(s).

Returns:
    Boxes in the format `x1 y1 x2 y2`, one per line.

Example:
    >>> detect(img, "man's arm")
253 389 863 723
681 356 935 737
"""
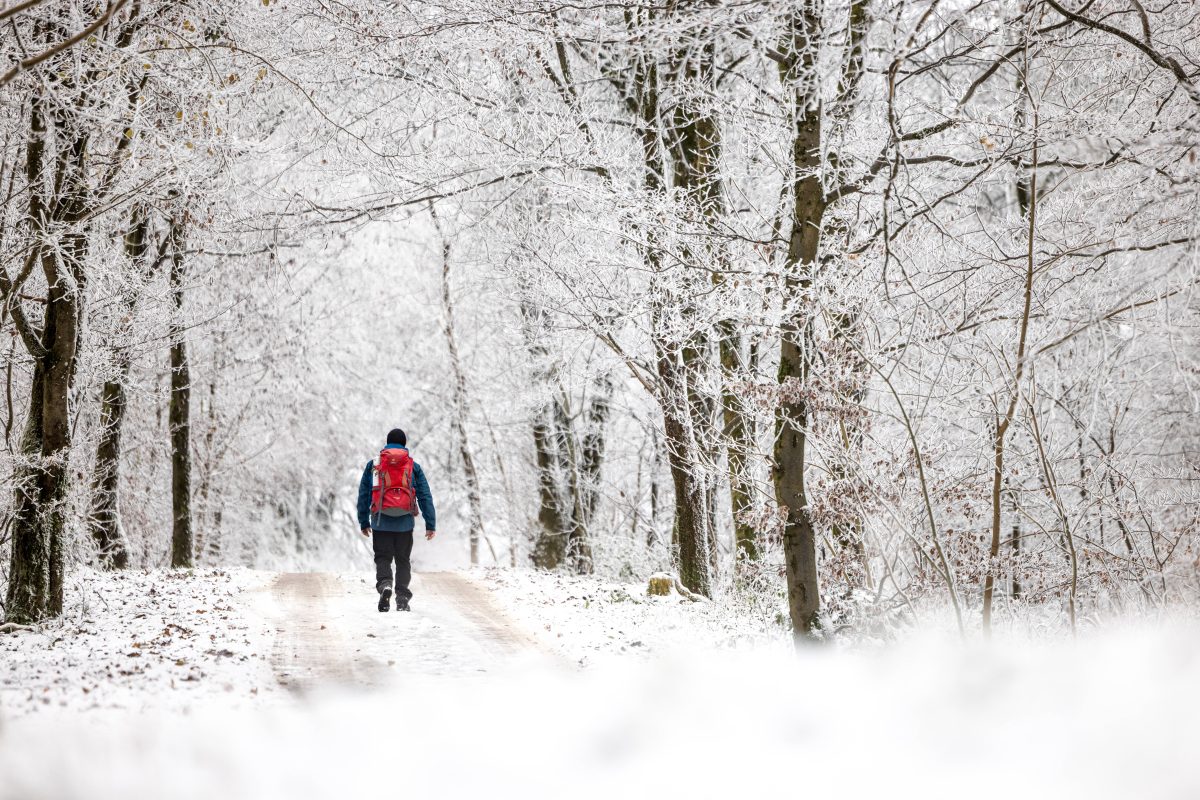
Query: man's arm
357 462 373 534
414 463 436 537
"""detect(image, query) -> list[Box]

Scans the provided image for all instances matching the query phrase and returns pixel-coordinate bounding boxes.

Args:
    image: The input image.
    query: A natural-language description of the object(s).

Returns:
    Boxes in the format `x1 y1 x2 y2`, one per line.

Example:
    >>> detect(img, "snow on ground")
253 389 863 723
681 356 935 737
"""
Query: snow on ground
3 625 1198 799
476 566 787 664
2 567 1198 799
266 571 552 690
0 568 278 719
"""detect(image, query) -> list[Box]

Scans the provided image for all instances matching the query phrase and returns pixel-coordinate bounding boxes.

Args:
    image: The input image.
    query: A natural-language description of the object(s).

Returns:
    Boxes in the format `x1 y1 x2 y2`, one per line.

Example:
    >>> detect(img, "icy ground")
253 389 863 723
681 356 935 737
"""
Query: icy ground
1 568 1198 799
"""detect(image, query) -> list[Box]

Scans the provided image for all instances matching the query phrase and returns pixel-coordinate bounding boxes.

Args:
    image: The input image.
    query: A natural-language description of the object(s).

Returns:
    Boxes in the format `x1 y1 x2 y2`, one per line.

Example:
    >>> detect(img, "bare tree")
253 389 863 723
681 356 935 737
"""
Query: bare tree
432 207 487 565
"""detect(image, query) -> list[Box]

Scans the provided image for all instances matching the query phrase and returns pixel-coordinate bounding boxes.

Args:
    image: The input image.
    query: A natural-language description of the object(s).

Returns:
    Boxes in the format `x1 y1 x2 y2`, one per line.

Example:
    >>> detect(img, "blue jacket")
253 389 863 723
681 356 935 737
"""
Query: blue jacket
357 444 436 533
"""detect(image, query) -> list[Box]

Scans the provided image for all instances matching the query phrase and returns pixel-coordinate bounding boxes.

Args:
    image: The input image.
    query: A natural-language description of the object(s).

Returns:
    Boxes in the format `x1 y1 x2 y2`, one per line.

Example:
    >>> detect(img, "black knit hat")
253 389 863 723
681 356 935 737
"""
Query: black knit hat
386 428 407 446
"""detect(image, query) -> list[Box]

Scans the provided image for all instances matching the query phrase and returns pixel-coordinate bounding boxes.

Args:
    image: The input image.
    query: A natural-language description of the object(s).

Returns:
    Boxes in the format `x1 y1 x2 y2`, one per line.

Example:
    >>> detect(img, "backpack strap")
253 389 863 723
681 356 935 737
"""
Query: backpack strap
371 454 386 528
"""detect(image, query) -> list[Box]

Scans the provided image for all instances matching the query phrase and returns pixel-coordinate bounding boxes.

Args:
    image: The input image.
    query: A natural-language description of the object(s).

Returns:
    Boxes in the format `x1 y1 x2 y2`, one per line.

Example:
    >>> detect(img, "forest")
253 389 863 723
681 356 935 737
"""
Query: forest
2 0 1198 642
2 1 1199 797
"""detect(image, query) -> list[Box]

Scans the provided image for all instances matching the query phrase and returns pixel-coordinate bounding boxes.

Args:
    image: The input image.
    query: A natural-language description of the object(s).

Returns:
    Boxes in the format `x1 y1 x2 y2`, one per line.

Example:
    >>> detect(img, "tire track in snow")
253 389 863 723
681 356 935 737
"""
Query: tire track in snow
269 572 387 692
267 571 548 693
419 571 545 657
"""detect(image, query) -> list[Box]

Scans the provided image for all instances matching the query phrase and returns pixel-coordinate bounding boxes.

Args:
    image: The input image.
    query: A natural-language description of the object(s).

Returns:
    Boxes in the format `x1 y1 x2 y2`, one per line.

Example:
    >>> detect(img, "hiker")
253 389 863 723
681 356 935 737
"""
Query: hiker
357 428 437 612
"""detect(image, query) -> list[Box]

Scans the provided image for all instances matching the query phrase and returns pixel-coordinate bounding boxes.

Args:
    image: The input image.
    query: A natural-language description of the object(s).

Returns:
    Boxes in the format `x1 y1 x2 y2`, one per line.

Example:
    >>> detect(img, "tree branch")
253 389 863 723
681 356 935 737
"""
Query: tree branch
0 0 45 24
0 0 132 88
1044 0 1200 108
0 247 46 359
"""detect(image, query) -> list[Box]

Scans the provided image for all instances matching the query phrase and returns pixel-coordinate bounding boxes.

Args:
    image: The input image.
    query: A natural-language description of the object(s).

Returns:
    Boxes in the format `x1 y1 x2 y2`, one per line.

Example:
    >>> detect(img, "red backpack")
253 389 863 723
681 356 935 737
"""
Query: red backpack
370 448 416 521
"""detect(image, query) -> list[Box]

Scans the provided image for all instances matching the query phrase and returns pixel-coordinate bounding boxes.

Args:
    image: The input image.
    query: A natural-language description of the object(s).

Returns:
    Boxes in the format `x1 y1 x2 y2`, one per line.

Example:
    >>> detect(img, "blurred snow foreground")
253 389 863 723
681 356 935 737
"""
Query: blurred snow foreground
1 570 1197 800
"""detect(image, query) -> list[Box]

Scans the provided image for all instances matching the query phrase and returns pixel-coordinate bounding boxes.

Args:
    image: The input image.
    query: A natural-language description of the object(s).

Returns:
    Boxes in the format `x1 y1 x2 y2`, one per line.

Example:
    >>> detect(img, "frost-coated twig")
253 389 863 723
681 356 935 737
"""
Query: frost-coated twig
1026 385 1078 636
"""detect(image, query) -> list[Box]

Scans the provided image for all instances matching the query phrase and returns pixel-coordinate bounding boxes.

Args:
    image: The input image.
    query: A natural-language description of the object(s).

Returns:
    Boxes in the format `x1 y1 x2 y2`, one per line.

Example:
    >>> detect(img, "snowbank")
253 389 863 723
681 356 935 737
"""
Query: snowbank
2 625 1197 799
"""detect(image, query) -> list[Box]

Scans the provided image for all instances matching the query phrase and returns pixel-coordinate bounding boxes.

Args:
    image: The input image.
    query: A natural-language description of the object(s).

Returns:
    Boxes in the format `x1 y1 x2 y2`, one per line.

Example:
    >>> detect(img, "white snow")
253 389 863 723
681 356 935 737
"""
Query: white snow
476 566 788 664
2 568 1197 799
263 571 554 688
0 568 279 718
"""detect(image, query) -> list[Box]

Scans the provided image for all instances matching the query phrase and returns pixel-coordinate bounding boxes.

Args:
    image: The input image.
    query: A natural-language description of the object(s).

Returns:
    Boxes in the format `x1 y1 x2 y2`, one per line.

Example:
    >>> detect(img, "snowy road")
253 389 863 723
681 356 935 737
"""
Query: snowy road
266 571 548 691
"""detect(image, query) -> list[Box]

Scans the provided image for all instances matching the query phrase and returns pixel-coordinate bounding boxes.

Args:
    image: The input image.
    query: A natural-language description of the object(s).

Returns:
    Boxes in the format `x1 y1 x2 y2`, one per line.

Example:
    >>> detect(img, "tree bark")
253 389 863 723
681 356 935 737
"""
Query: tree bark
530 405 568 568
671 32 723 590
769 0 871 639
167 214 193 569
649 421 663 550
635 19 719 596
5 91 87 623
578 374 611 528
90 368 131 569
90 207 152 569
658 392 715 595
519 276 572 570
6 361 51 623
720 325 757 563
774 2 826 640
567 373 611 574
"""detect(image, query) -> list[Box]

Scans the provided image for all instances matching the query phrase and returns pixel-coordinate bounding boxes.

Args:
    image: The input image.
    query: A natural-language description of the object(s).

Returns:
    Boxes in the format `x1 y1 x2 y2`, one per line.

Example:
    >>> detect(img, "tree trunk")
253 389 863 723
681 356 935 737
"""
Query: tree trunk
672 33 724 589
519 276 573 569
578 374 611 528
3 338 14 450
773 2 827 640
91 377 131 569
653 298 717 595
720 325 757 563
566 372 611 574
7 265 79 622
530 405 568 568
633 22 719 596
4 93 87 623
982 62 1039 636
1009 485 1022 600
167 215 193 569
6 362 51 623
90 208 152 569
434 213 486 565
649 421 663 550
660 403 715 595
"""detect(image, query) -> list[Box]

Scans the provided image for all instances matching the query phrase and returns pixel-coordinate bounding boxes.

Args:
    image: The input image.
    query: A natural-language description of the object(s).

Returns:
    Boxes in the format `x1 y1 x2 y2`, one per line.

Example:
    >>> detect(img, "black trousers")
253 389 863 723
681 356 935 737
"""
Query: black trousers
372 530 414 599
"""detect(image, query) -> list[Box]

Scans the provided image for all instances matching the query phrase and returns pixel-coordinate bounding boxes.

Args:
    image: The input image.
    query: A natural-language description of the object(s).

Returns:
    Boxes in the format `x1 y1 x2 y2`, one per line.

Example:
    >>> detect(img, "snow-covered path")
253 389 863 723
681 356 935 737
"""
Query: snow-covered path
266 571 547 691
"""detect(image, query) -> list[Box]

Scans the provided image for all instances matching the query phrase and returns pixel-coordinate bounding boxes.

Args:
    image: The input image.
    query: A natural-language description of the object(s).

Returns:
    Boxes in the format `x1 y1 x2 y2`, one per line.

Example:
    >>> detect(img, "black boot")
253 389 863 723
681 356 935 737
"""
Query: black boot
395 595 410 612
378 586 392 613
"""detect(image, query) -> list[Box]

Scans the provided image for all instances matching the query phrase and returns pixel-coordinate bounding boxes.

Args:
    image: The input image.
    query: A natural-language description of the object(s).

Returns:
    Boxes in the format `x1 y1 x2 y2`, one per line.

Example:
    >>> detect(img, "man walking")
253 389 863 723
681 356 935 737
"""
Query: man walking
357 428 436 612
